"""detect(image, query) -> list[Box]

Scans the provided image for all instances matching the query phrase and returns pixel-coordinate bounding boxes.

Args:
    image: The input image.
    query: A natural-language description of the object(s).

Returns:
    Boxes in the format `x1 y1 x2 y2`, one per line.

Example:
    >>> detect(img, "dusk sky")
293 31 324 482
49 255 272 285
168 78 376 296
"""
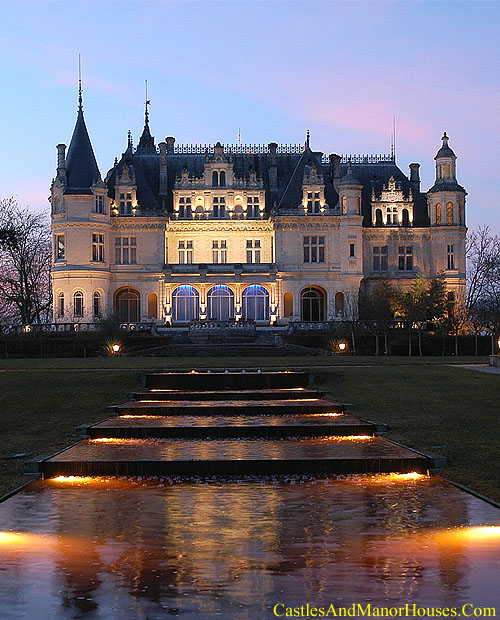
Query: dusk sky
1 0 499 232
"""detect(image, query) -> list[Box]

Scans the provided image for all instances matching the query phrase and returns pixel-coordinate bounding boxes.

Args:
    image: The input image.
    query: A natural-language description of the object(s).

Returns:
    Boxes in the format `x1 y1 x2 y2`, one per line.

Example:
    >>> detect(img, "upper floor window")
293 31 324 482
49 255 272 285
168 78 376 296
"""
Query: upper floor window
55 233 65 261
447 244 455 270
213 197 226 218
372 246 388 272
212 171 226 187
93 291 102 317
246 239 261 264
398 246 413 271
247 196 260 218
115 237 136 264
349 243 356 258
57 292 65 318
446 202 454 226
303 236 325 264
95 195 104 214
178 240 193 264
179 197 192 219
341 195 347 214
436 202 442 226
119 193 132 215
212 240 227 264
386 206 399 225
307 192 321 214
92 233 104 262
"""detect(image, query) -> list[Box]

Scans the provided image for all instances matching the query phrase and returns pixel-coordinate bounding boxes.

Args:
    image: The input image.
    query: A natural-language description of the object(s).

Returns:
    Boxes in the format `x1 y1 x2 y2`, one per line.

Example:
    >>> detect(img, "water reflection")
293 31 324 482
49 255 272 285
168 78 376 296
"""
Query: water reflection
0 476 499 619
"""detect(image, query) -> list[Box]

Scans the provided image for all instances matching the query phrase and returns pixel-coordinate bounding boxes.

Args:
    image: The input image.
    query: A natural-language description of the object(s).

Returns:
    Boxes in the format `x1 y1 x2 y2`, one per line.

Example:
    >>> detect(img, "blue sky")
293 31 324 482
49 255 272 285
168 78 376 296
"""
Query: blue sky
1 0 499 232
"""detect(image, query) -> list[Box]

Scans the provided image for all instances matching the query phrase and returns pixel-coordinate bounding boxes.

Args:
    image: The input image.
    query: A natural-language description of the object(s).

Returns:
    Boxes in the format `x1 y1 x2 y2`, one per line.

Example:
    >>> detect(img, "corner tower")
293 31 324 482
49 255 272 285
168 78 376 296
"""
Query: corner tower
50 86 111 322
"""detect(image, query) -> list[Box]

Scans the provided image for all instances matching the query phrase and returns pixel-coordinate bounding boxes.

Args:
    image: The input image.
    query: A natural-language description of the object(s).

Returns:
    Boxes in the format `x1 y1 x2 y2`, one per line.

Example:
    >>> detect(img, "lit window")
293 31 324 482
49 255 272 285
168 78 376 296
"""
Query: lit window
179 197 192 219
55 234 65 261
436 203 442 226
57 292 65 318
247 196 259 218
95 195 104 214
446 202 453 225
92 234 104 262
115 237 137 264
398 246 413 271
73 291 84 318
119 193 132 215
307 192 321 214
178 240 194 264
386 206 399 225
213 197 226 218
303 236 325 263
372 246 388 272
447 244 455 270
246 239 261 264
212 240 227 264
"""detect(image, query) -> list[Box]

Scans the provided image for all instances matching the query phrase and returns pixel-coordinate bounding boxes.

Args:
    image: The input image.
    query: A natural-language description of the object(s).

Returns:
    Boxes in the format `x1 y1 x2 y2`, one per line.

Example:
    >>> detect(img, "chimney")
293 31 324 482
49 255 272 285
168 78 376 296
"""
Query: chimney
166 136 175 154
159 142 168 195
268 142 278 192
409 163 420 192
56 143 66 181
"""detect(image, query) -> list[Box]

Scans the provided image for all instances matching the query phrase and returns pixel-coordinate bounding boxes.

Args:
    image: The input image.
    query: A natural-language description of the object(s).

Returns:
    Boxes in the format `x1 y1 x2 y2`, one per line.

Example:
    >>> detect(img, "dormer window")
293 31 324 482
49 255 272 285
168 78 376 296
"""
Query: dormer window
119 193 132 215
212 171 226 187
213 196 226 218
247 196 259 218
179 197 192 219
95 195 104 214
307 192 321 214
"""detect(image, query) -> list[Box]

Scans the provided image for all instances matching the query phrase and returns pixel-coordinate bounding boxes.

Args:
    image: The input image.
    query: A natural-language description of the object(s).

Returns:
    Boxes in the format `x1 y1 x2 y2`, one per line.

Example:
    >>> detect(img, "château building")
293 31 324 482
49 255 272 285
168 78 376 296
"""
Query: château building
50 94 467 326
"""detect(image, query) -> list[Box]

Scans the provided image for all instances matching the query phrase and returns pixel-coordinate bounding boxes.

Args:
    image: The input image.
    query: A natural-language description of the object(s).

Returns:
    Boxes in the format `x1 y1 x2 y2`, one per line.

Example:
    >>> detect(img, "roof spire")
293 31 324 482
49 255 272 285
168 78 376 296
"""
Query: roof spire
127 130 133 149
144 79 150 127
305 129 310 149
78 54 83 113
137 80 155 151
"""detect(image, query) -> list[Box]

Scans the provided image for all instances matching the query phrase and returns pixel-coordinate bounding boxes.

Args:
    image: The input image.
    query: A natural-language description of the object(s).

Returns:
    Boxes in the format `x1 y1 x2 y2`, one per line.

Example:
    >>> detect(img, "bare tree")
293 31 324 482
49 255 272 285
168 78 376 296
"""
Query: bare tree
466 226 500 313
0 198 52 325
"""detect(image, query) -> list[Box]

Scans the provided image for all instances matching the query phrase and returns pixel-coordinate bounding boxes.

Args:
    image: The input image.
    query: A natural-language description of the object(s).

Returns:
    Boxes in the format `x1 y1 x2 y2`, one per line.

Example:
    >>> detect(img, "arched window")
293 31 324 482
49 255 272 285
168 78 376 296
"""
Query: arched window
115 288 140 322
335 292 345 317
212 171 219 187
93 291 101 317
207 285 234 320
357 195 361 215
375 208 383 227
233 204 244 219
300 286 326 322
242 285 269 321
436 203 441 226
284 292 293 318
439 164 444 179
57 292 65 318
219 170 226 187
148 293 158 319
446 163 450 178
73 291 84 318
341 195 347 214
446 202 453 225
402 208 410 227
172 286 199 322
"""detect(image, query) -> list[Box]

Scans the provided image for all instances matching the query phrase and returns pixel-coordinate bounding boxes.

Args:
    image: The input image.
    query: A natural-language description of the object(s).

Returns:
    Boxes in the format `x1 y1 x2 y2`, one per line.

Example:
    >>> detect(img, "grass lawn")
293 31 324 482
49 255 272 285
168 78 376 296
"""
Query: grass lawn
0 357 498 503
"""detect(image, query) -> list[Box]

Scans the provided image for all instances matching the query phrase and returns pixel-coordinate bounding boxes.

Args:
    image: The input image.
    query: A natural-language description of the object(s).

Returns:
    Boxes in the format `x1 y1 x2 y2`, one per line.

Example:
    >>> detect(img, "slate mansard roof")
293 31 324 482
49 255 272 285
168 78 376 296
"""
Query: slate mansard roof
104 139 430 227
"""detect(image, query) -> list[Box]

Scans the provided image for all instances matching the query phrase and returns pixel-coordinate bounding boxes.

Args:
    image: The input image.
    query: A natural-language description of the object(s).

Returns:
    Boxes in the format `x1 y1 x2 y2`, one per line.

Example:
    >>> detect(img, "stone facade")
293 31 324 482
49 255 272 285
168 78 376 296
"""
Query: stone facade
50 100 467 326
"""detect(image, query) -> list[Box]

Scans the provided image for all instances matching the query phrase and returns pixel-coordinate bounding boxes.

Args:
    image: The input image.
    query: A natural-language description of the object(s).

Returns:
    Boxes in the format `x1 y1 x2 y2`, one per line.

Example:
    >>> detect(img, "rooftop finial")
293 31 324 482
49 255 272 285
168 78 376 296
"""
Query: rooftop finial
78 54 83 112
145 79 150 126
127 130 133 149
442 131 449 145
306 129 310 148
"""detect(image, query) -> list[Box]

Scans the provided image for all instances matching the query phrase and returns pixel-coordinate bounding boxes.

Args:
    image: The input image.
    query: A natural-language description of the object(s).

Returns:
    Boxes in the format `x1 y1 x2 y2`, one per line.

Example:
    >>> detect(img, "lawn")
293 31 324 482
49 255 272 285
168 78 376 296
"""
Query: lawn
0 357 498 502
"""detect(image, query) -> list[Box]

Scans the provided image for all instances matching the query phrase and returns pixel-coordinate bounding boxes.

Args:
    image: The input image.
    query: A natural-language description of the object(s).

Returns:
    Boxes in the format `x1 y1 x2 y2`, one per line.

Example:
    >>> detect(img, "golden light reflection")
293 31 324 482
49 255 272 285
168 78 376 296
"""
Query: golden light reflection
49 476 106 483
367 472 426 482
118 415 165 419
443 526 500 542
320 435 373 441
91 438 131 443
314 412 342 417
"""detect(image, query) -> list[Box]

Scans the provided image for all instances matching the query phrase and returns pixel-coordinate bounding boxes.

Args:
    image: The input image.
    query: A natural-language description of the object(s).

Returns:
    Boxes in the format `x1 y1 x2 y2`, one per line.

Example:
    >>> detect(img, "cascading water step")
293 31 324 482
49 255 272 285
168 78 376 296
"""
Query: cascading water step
88 412 376 439
109 398 342 416
129 388 326 401
143 371 310 391
39 436 431 477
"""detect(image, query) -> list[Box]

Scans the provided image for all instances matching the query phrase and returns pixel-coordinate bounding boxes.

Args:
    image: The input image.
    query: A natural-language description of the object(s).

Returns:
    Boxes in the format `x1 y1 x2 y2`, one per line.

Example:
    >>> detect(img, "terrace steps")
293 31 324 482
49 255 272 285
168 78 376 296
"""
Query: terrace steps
39 371 433 478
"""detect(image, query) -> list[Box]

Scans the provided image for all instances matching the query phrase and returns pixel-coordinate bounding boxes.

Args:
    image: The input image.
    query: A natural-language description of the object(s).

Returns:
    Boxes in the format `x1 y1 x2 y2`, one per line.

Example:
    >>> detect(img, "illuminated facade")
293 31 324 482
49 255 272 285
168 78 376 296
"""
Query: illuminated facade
50 98 467 325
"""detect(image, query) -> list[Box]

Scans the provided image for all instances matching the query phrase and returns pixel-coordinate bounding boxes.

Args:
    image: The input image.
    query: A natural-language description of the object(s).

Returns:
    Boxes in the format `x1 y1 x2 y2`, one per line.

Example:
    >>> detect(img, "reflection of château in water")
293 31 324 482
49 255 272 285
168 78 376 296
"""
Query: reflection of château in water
2 476 497 618
50 91 466 325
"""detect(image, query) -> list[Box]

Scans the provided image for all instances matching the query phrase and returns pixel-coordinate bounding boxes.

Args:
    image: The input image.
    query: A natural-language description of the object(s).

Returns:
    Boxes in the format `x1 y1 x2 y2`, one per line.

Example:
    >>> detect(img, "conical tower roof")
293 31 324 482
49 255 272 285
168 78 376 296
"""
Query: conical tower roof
64 96 101 194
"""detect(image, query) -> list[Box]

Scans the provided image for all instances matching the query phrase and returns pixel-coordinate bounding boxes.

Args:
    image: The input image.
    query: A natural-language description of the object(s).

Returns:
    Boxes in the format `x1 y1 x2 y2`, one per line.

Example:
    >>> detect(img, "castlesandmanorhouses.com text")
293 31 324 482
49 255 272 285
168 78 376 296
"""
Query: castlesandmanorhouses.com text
273 603 497 617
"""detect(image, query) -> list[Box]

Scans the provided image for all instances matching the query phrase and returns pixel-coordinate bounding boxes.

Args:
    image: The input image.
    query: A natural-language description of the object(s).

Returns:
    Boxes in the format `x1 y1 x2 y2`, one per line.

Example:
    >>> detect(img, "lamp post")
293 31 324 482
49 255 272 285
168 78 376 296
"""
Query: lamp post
338 342 347 353
112 343 121 356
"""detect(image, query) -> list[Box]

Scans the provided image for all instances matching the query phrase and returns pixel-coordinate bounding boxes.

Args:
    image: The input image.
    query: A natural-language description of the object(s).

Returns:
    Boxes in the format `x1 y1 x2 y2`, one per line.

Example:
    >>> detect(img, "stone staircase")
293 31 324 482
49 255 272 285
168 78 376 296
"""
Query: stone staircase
39 371 432 479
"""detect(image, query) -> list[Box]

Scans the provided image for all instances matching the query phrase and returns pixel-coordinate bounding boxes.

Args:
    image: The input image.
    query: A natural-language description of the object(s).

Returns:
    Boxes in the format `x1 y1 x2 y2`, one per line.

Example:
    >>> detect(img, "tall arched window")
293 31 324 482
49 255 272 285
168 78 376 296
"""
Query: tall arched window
341 195 347 214
207 285 234 320
335 292 345 317
57 292 65 318
212 171 219 187
148 293 158 319
402 208 410 227
93 291 101 317
73 291 84 318
436 203 441 226
301 287 326 322
242 285 269 321
172 286 199 322
357 195 361 215
115 288 140 322
446 202 453 225
219 170 226 187
284 292 293 318
375 208 383 226
446 163 450 178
